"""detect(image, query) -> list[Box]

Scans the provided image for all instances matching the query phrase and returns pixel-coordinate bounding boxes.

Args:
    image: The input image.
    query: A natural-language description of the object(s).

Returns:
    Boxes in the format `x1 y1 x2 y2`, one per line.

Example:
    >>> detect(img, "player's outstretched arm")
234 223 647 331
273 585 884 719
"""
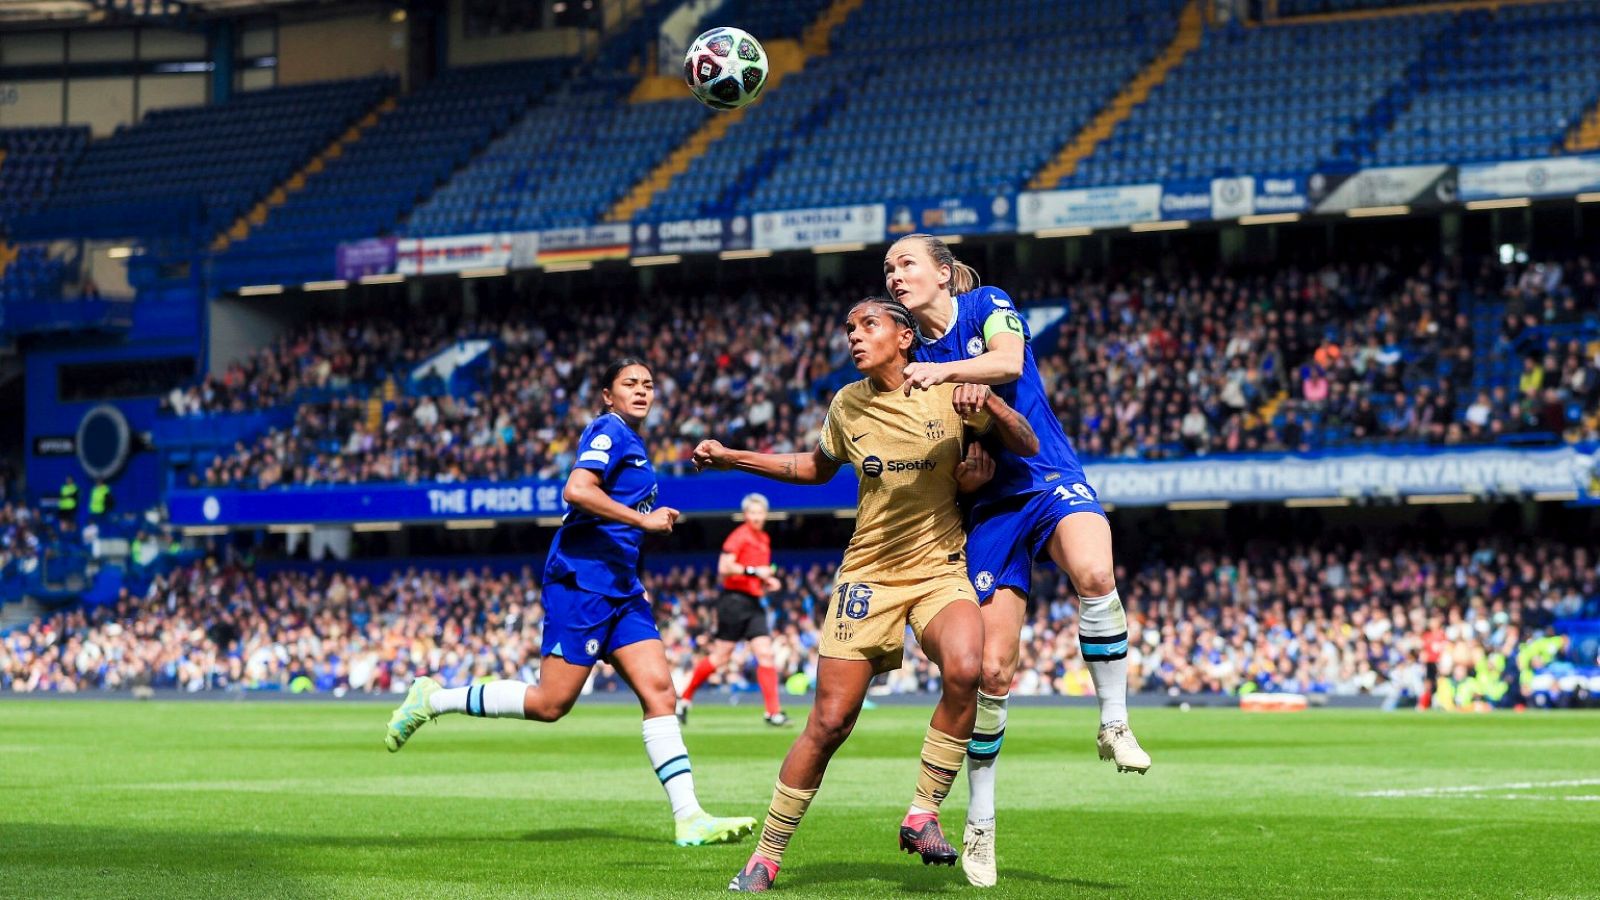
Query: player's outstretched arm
692 441 841 485
563 468 679 533
902 332 1025 393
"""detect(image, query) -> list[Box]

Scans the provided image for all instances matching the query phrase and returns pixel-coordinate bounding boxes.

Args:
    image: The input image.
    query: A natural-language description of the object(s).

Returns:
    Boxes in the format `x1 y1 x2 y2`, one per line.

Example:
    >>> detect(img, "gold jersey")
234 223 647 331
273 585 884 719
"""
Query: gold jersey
819 380 990 582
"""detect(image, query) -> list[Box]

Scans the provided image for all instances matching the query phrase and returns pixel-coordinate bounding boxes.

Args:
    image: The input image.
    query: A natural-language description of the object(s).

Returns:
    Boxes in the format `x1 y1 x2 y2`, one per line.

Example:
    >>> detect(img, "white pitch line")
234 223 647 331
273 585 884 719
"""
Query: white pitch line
1356 779 1600 798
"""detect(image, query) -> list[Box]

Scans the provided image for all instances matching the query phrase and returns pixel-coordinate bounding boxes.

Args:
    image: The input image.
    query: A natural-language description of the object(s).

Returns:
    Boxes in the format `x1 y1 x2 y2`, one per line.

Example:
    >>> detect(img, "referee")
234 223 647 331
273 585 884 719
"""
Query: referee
677 493 789 726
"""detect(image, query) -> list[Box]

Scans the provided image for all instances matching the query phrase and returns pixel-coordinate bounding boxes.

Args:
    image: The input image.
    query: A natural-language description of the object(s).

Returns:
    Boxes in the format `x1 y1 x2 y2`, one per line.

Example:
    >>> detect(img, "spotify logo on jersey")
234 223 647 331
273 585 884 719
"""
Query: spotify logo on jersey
861 456 884 478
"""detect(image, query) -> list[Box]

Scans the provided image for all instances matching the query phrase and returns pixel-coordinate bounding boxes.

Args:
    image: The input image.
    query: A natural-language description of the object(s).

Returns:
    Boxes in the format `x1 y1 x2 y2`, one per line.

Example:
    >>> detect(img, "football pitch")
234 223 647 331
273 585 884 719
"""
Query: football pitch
4 701 1598 898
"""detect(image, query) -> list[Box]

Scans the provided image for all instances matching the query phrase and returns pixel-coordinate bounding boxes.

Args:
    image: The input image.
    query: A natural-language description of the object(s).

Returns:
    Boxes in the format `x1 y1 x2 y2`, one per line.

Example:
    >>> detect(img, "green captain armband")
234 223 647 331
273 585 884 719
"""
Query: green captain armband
981 310 1026 345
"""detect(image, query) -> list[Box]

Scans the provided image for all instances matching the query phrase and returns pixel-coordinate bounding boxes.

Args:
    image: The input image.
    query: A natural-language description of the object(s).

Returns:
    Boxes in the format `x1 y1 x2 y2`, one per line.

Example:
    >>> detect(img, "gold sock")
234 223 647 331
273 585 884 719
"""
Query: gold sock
755 780 817 864
912 726 968 813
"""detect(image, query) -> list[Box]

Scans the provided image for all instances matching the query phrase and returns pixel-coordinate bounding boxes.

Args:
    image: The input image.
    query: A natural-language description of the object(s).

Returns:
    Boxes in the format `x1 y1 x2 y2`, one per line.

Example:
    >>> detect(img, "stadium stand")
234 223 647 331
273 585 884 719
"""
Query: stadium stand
164 253 1600 491
734 0 1184 210
22 78 394 242
1064 15 1453 185
0 127 88 231
215 61 568 290
404 77 707 233
3 540 1593 705
1371 1 1600 165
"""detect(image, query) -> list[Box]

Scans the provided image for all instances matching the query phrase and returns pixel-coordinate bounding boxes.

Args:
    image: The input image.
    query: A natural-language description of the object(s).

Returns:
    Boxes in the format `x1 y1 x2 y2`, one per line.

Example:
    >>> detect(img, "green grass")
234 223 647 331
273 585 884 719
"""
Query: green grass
3 701 1599 898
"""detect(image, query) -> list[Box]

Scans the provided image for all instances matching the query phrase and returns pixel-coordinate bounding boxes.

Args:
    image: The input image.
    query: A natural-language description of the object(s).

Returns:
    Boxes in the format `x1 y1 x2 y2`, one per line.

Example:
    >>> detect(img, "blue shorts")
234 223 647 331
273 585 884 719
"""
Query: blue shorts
966 481 1107 604
540 576 660 667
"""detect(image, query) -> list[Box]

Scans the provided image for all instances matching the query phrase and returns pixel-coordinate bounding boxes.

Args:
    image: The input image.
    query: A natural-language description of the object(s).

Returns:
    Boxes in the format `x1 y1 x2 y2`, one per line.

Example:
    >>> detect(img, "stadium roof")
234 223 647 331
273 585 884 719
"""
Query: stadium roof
0 0 364 25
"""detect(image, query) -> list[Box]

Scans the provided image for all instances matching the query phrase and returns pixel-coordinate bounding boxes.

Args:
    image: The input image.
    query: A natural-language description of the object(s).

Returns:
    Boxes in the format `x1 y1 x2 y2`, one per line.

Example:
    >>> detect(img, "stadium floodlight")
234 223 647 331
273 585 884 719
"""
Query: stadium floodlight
1239 213 1300 226
106 246 134 259
1465 198 1530 210
1166 499 1230 511
1284 497 1352 508
630 255 682 267
238 284 283 296
940 235 963 244
459 266 508 279
303 280 348 291
1033 226 1093 238
1405 494 1476 505
542 261 593 272
812 242 866 254
719 248 772 260
1345 205 1410 218
266 524 313 533
358 273 404 285
1533 491 1579 503
444 519 498 530
352 521 403 533
1578 192 1600 203
1130 220 1188 232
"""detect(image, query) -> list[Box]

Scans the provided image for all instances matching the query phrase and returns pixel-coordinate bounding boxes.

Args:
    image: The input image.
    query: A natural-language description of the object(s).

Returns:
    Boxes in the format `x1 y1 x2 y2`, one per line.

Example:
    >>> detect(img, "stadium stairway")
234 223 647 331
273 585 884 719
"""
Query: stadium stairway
1566 98 1600 152
1029 0 1203 190
604 0 864 222
213 94 398 252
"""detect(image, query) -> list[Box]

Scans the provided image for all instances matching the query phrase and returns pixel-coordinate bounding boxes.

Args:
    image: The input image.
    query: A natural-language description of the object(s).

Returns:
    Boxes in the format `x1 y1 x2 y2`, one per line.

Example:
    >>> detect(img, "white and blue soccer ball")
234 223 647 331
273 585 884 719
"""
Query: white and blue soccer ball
683 27 768 111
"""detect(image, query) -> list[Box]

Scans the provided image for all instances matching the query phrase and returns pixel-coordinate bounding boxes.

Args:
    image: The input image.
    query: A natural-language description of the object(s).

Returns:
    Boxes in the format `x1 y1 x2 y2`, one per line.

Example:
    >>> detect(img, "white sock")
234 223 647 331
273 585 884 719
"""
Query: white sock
966 691 1008 826
642 715 703 820
1077 589 1130 726
429 681 528 718
907 804 935 817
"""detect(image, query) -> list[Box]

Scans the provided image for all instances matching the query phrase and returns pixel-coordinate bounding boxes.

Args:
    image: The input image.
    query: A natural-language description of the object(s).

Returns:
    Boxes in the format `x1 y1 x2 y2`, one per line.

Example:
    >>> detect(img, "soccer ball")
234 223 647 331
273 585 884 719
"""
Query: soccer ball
683 27 767 110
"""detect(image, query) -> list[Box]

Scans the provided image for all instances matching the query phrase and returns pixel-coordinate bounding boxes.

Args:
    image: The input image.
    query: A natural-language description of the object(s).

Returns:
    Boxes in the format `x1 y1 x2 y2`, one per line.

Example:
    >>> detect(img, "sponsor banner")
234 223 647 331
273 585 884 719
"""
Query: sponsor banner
1458 154 1600 200
166 446 1597 524
510 231 540 269
1310 165 1457 212
1084 446 1592 507
1252 174 1310 214
1019 184 1162 231
1210 175 1256 220
1158 179 1213 221
334 237 398 280
753 204 885 250
632 217 726 256
887 194 1016 237
396 232 513 275
168 473 864 526
537 223 631 265
32 436 75 456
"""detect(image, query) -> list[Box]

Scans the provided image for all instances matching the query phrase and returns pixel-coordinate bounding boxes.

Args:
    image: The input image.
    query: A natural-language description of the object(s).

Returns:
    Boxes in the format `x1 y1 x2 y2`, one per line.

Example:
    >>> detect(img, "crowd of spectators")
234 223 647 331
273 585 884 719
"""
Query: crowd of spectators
181 254 1600 489
196 290 849 486
1041 256 1600 460
5 538 1594 708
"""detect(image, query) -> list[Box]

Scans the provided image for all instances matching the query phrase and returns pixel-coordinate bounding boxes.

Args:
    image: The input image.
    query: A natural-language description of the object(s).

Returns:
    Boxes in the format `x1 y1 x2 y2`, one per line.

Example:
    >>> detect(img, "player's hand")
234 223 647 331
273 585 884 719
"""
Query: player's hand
955 443 995 494
762 574 783 593
691 440 733 471
902 362 950 395
641 506 680 534
952 383 993 417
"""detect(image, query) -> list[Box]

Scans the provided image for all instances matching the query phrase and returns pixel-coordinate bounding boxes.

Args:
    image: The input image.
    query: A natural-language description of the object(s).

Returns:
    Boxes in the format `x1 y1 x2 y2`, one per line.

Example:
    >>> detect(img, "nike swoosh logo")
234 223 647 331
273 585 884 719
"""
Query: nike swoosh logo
851 432 867 442
631 459 649 467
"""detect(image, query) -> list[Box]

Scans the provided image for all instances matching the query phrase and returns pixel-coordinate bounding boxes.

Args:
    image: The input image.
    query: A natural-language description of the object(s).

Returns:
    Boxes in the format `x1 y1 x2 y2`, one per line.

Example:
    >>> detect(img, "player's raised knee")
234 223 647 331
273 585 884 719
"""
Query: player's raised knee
980 656 1017 695
1073 568 1117 599
941 647 982 695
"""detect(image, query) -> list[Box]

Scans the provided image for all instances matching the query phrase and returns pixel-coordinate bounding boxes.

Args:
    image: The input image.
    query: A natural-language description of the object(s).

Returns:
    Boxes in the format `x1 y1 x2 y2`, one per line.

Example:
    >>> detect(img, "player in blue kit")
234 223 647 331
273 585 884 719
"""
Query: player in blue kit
383 357 756 848
884 234 1152 887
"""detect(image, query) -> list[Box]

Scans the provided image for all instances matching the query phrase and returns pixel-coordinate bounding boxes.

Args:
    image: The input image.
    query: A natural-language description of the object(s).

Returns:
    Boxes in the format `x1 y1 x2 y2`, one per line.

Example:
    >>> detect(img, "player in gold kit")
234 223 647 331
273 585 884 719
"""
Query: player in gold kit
692 297 1039 893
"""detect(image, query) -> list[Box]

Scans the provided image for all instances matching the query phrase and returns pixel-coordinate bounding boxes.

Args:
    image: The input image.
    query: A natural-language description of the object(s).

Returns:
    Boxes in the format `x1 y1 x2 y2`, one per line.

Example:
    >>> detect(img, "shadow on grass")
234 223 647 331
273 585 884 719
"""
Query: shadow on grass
794 859 1124 892
519 826 658 846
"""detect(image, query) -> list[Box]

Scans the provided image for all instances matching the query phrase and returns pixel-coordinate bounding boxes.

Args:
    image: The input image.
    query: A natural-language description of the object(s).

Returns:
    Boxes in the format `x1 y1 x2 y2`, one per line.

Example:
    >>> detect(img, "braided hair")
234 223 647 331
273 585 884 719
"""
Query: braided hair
846 296 919 363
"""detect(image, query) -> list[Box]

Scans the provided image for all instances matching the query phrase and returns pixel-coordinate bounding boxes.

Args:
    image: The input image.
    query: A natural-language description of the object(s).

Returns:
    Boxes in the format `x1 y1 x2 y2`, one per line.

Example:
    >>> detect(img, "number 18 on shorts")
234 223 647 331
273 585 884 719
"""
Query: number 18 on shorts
818 575 976 675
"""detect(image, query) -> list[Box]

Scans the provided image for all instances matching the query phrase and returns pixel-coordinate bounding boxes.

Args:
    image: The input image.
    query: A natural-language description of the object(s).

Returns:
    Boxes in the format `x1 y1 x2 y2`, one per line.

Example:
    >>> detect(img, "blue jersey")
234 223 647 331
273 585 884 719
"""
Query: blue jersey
543 412 659 596
914 286 1086 517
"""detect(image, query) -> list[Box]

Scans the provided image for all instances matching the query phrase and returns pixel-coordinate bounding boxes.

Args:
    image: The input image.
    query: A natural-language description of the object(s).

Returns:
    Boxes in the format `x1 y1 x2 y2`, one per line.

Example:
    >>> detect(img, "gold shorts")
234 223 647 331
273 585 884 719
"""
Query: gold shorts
818 575 976 675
